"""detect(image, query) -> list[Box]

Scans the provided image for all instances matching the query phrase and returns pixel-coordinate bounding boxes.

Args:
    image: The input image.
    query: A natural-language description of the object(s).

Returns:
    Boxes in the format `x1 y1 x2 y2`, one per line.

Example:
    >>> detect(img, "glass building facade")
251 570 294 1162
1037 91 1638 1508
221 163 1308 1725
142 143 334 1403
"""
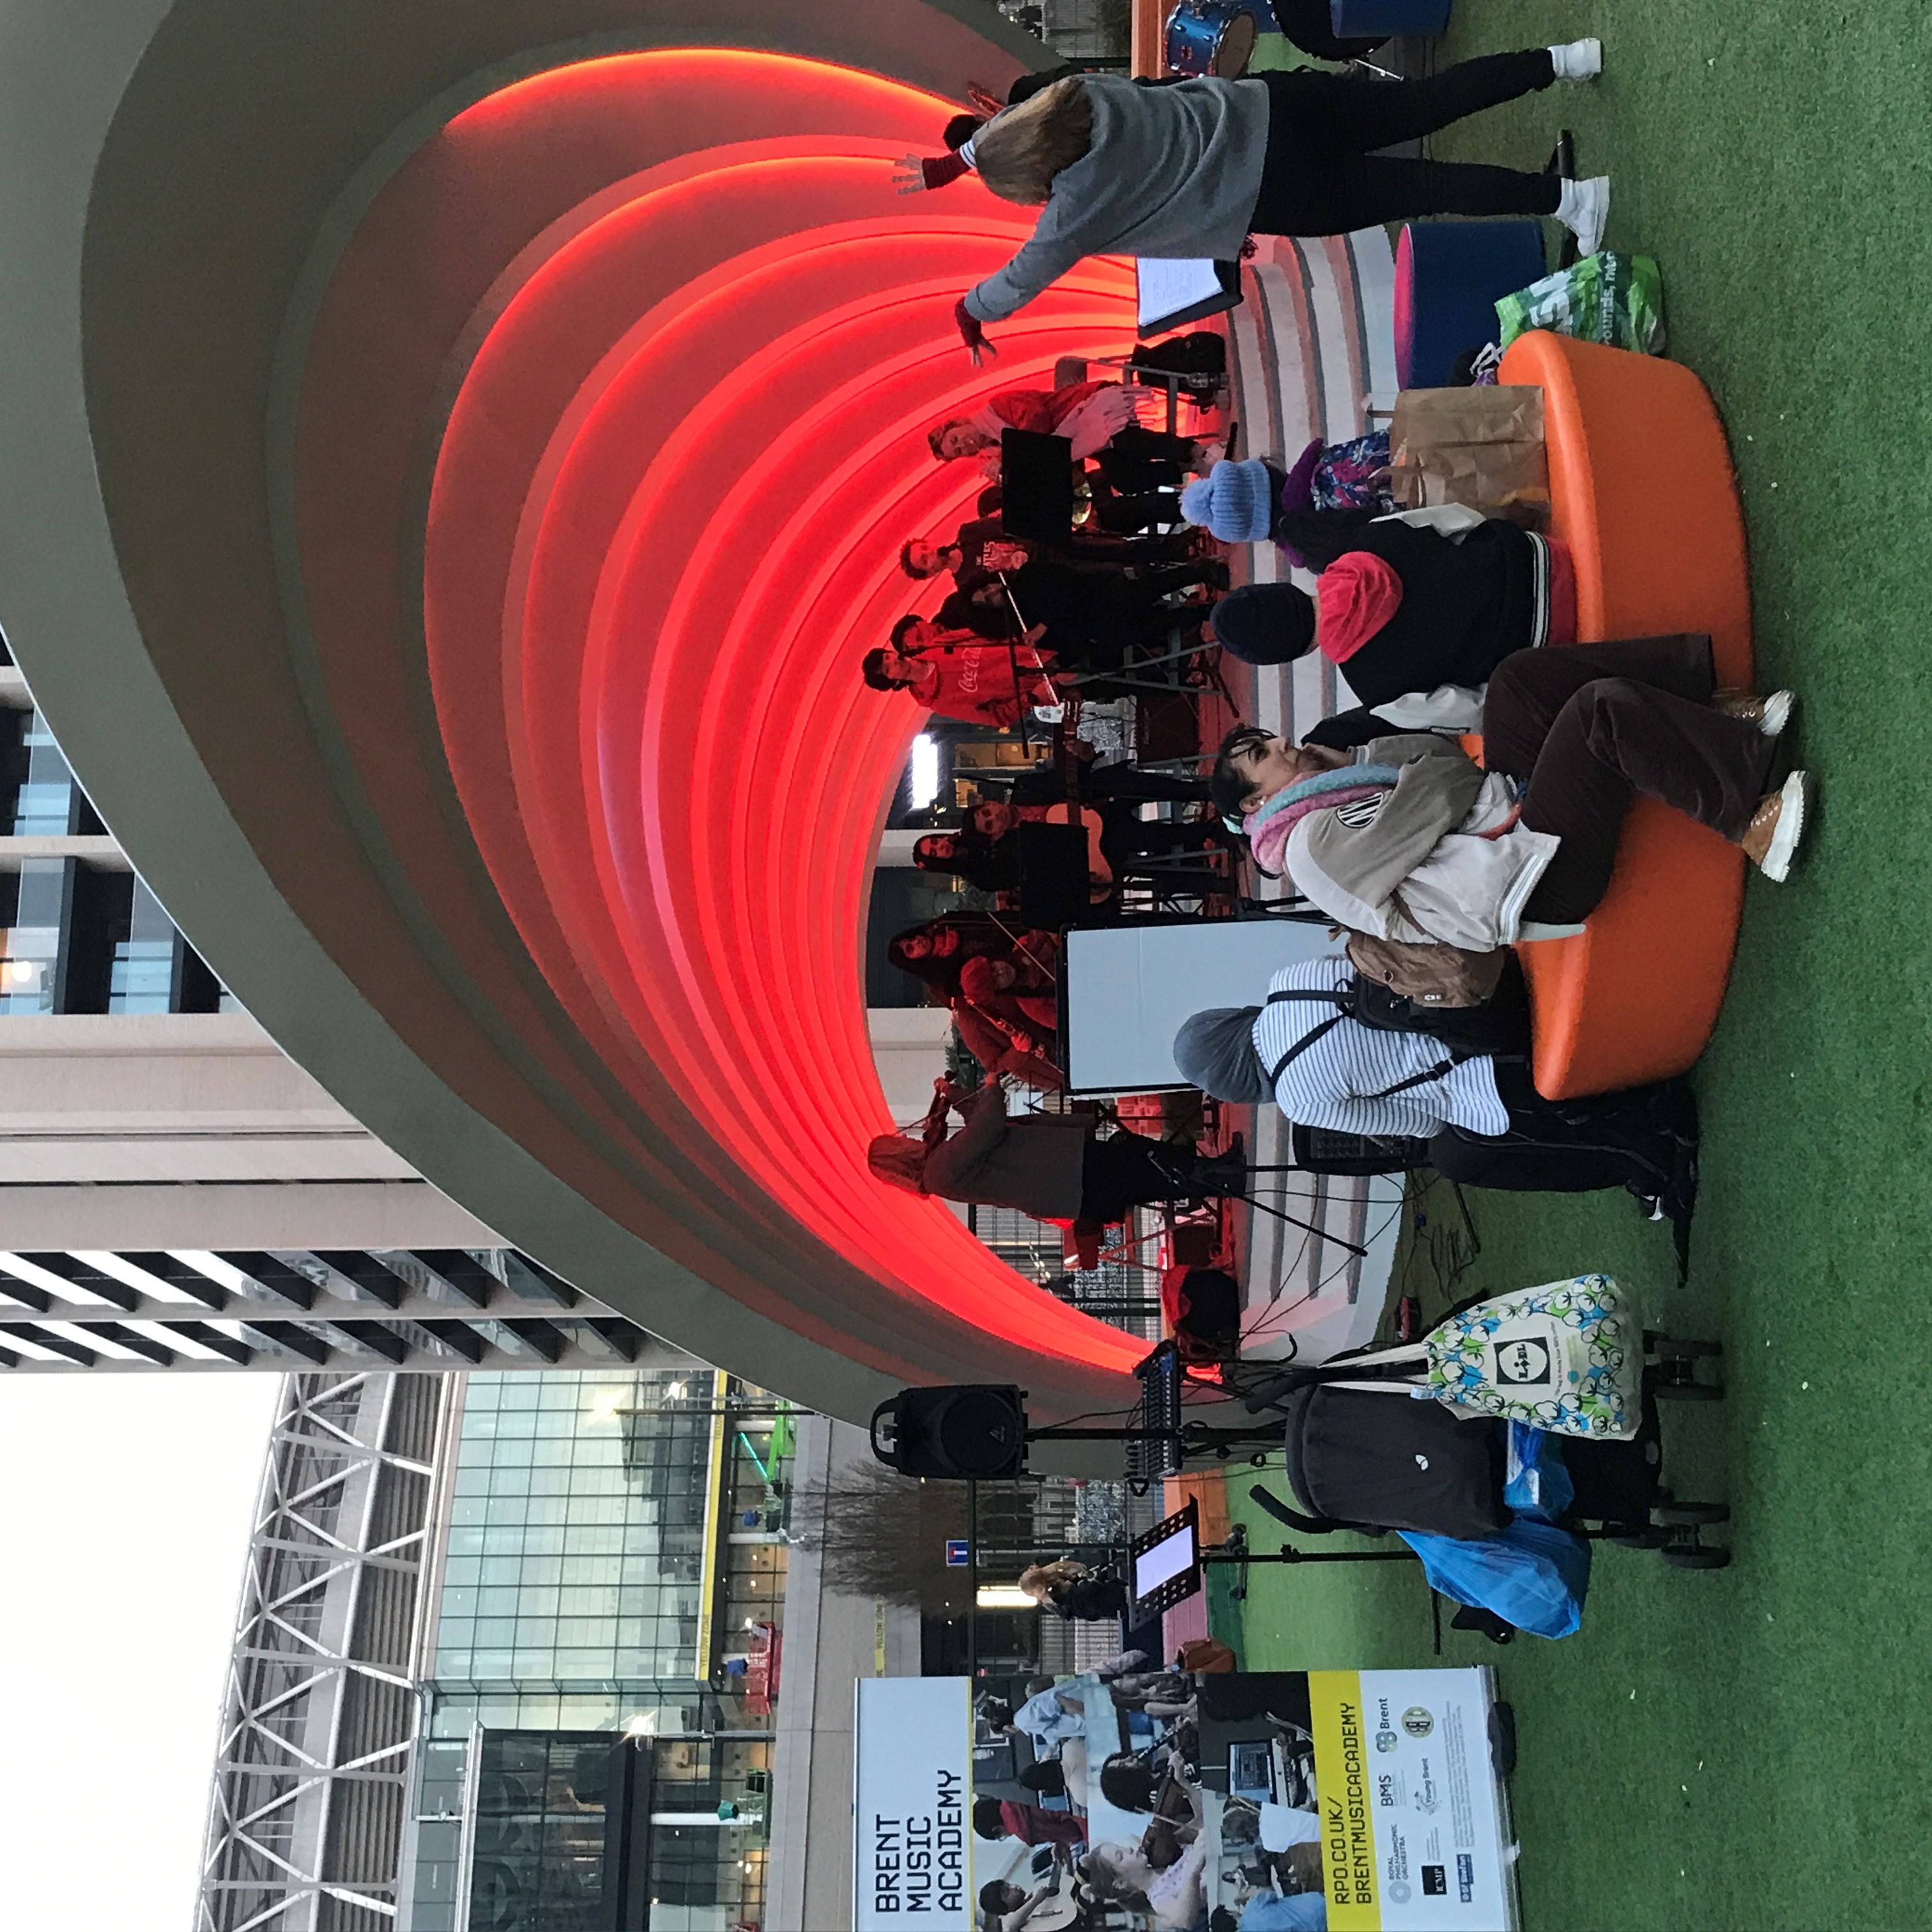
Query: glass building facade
406 1368 792 1932
0 687 229 1015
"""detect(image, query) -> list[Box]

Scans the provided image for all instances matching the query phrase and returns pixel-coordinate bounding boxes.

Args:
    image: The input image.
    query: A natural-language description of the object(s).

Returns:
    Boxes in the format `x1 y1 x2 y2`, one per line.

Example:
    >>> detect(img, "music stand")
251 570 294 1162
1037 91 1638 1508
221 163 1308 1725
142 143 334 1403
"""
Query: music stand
1013 822 1092 928
1128 1497 1203 1621
999 428 1076 545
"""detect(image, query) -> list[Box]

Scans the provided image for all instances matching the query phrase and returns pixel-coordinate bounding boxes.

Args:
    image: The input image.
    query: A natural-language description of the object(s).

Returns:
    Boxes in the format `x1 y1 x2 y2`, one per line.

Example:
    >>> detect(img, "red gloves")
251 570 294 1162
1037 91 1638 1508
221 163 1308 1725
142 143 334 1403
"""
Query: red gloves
954 298 995 365
922 151 972 190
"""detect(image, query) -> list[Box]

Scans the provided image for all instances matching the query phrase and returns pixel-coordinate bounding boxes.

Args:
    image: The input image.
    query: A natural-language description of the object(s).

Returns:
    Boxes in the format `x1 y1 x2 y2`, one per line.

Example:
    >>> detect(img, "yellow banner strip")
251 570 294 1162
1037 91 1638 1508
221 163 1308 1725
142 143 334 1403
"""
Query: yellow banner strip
1309 1669 1382 1931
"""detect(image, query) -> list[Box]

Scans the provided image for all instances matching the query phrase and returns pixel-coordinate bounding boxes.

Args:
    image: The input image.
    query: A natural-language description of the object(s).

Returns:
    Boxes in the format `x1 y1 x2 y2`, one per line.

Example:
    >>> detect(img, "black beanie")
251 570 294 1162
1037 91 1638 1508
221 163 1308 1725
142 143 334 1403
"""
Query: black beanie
1210 581 1317 666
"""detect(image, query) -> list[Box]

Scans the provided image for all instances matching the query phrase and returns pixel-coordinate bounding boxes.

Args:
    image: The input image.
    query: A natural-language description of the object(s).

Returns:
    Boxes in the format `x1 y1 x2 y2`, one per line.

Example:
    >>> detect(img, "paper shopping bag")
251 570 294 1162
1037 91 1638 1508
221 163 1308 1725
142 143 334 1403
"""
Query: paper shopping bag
1387 384 1548 525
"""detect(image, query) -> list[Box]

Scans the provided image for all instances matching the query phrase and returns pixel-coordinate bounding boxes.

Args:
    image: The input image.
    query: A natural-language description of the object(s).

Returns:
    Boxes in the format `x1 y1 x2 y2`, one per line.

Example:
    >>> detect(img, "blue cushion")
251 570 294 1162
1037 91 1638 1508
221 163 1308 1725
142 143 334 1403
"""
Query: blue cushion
1395 219 1548 388
1330 0 1452 33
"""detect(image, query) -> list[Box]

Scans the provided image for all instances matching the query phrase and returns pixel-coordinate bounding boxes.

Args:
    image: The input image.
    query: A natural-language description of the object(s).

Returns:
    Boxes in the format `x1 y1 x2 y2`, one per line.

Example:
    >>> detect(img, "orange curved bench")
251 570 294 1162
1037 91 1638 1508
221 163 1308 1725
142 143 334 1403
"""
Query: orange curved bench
1496 332 1752 1100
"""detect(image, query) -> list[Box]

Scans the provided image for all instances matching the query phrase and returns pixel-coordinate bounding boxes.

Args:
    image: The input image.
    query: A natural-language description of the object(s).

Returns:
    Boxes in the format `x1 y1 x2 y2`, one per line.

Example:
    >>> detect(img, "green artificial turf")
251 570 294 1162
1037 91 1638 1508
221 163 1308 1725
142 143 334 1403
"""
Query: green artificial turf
1222 6 1932 1926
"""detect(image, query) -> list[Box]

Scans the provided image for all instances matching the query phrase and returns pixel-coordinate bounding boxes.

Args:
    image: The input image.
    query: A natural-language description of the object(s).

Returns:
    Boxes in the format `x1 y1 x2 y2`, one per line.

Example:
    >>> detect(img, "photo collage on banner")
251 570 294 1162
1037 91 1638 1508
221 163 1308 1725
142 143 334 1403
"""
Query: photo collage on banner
855 1667 1518 1931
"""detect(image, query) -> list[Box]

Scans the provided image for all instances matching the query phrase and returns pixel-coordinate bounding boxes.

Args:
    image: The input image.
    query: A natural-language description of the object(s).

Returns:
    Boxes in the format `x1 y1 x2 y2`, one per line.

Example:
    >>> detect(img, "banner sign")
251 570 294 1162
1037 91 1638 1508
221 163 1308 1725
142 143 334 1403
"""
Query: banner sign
853 1677 973 1929
1309 1669 1516 1929
852 1666 1516 1931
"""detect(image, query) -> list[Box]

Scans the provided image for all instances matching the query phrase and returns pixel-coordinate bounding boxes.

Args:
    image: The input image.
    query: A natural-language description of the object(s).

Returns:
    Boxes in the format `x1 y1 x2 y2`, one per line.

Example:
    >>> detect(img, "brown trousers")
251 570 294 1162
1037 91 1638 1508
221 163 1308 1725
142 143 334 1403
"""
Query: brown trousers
1480 635 1777 925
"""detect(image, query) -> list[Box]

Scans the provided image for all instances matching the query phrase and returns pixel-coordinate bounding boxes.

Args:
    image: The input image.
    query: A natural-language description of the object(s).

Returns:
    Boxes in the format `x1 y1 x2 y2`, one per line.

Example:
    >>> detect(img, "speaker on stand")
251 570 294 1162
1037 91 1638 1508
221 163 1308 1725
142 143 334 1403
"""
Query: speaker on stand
869 1384 1029 1481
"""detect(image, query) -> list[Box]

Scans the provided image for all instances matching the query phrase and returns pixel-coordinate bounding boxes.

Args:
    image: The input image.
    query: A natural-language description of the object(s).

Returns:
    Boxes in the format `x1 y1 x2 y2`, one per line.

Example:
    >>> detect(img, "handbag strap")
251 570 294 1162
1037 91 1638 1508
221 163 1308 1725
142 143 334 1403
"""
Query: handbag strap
1266 986 1468 1100
1266 1011 1346 1087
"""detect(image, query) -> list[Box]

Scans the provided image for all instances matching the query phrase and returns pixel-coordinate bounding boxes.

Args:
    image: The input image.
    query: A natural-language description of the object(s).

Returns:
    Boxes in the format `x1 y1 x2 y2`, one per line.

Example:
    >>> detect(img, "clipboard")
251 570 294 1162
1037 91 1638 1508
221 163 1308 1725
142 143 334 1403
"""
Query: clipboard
1137 257 1243 337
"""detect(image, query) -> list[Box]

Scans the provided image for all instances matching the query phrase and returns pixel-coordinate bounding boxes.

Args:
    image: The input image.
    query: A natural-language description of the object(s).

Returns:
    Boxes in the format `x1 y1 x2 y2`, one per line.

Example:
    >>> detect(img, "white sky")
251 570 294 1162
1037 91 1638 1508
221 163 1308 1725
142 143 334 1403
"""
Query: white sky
0 1374 279 1932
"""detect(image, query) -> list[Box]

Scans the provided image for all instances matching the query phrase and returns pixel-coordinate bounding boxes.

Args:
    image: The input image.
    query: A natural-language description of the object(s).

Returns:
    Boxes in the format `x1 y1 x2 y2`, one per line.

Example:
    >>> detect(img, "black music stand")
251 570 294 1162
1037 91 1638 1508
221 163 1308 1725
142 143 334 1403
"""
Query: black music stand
1128 1498 1204 1622
1013 821 1092 928
999 428 1076 545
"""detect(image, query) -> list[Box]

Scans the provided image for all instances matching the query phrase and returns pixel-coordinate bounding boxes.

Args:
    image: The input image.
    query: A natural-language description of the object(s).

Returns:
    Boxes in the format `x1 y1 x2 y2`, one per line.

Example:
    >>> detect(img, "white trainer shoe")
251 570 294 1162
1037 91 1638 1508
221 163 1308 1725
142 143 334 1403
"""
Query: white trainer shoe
1557 175 1610 257
1549 38 1602 80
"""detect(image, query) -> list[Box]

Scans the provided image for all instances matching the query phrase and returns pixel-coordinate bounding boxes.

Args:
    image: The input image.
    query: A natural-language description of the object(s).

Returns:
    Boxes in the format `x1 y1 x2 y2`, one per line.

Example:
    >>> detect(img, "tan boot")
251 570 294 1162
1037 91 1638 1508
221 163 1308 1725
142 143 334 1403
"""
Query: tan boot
1713 689 1794 737
1739 770 1810 882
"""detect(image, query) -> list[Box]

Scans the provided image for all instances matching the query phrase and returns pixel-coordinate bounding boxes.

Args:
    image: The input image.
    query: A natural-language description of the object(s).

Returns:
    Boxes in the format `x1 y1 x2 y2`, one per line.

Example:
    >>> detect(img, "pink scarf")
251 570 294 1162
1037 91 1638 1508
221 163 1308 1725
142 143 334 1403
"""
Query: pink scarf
1246 784 1391 877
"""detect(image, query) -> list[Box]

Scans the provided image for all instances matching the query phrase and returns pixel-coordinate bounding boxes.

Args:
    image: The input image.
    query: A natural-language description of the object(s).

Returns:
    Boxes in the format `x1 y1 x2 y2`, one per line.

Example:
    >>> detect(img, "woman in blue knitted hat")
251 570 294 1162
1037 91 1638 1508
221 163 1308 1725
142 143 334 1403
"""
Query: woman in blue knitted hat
1179 458 1278 544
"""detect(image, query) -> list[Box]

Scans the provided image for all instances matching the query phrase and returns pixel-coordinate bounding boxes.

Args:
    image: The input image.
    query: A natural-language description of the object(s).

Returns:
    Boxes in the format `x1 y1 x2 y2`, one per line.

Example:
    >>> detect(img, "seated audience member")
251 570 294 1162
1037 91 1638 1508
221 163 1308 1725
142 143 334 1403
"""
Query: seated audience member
1211 638 1809 943
1173 960 1700 1226
972 1796 1088 1853
862 614 1058 728
1206 508 1570 728
868 1079 1246 1223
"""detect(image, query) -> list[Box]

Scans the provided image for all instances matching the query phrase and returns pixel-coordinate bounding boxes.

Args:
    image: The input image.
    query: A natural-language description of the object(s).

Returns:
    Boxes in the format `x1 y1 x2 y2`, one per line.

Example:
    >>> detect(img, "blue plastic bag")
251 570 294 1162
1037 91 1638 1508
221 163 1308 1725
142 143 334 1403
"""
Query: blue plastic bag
1503 1420 1575 1520
1398 1517 1591 1639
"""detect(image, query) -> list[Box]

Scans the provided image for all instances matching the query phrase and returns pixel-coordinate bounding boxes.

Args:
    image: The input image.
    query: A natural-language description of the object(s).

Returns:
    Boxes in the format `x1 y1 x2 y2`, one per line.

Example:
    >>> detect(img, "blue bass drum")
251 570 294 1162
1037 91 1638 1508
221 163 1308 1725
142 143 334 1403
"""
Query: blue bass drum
1163 0 1259 78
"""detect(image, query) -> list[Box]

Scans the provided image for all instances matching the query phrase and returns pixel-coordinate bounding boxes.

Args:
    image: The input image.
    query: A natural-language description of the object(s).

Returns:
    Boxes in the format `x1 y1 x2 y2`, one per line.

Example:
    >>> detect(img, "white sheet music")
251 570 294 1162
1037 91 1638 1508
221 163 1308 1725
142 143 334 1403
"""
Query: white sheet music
1135 256 1225 332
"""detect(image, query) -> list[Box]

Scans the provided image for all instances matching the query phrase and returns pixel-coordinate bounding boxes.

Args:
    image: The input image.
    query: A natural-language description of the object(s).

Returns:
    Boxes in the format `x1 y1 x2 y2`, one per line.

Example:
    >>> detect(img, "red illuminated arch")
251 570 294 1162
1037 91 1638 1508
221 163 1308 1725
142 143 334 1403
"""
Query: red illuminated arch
286 49 1150 1382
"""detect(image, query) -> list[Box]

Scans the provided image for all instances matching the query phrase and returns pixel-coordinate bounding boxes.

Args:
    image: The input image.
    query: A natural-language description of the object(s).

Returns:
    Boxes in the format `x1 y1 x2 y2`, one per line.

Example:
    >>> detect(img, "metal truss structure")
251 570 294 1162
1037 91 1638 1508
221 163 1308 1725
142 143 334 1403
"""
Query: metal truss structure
197 1370 452 1931
0 1245 684 1374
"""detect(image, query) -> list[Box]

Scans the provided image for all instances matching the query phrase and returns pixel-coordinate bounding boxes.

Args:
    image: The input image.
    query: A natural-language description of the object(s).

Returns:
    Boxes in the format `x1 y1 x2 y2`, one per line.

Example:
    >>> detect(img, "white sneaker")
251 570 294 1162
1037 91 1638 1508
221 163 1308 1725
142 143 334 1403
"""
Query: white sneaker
1714 687 1795 737
1557 175 1609 257
1549 37 1602 80
1742 769 1811 883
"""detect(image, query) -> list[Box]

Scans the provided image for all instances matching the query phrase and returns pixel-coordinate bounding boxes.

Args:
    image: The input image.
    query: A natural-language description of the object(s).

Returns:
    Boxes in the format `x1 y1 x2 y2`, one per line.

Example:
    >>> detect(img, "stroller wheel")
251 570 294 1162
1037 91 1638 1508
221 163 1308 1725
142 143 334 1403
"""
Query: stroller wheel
1607 1526 1670 1549
1648 1333 1723 1359
1662 1545 1732 1570
1653 1501 1730 1526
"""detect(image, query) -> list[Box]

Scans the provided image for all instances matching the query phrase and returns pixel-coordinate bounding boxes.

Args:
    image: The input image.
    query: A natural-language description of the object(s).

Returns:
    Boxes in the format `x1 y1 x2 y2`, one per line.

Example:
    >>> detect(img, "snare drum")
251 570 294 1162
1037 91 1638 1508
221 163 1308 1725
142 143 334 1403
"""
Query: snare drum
1163 0 1259 77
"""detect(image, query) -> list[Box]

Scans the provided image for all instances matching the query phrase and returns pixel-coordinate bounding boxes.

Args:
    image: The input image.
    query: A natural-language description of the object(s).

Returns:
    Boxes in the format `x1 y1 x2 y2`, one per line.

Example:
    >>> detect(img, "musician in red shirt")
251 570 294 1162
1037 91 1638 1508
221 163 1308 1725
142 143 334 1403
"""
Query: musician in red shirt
860 615 1059 729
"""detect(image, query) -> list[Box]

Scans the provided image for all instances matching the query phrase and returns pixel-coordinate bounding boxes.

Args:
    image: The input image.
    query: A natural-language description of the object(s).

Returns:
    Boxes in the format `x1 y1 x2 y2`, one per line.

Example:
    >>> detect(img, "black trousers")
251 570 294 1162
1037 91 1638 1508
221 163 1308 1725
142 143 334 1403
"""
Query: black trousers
1091 489 1183 534
1481 636 1777 925
1078 1131 1197 1223
1082 764 1211 806
1249 52 1561 235
1095 424 1195 495
1013 562 1205 667
1429 1059 1696 1195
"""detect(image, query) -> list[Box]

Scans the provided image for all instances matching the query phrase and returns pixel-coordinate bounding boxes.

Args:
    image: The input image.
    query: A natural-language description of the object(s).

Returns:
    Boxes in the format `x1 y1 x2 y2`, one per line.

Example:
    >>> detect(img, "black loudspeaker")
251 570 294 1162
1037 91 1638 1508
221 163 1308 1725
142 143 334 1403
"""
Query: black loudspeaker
870 1384 1028 1480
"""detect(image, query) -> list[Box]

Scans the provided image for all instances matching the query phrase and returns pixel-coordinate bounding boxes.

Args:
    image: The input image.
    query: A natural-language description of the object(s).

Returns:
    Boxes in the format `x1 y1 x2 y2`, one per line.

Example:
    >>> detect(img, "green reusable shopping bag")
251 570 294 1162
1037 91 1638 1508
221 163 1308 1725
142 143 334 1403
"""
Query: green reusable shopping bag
1495 252 1666 355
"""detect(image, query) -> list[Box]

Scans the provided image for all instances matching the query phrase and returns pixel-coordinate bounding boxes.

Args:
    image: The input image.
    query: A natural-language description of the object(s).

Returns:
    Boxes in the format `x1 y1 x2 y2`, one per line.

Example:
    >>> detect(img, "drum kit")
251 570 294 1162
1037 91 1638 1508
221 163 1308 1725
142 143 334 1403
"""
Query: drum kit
1162 0 1259 78
1163 0 1416 79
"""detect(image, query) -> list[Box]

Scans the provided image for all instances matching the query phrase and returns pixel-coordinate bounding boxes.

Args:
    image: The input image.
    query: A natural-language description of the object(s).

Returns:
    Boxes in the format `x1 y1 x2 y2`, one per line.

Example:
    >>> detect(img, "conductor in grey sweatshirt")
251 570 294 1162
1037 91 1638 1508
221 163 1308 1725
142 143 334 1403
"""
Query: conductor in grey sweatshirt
946 44 1610 358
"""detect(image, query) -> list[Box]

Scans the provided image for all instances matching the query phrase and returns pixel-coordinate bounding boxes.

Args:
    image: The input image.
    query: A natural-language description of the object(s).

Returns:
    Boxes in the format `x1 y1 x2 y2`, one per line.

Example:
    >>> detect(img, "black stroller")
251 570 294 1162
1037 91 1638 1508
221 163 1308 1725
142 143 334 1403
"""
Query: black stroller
1234 1330 1730 1639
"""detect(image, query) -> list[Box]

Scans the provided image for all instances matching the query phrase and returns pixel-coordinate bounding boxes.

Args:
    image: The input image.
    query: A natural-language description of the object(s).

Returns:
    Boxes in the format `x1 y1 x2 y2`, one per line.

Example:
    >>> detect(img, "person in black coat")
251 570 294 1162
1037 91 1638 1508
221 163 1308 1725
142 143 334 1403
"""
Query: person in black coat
1209 512 1568 740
